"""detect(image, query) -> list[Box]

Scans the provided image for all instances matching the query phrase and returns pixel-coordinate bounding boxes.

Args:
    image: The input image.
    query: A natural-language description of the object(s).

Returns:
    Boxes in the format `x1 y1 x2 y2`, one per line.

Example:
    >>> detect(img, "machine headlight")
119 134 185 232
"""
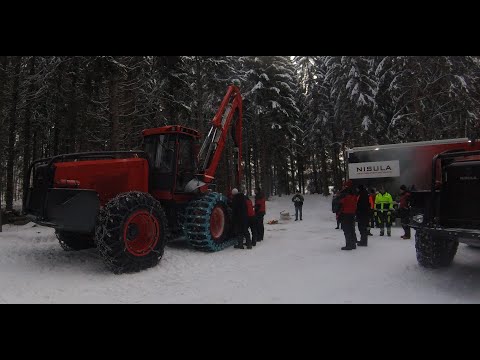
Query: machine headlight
413 214 424 224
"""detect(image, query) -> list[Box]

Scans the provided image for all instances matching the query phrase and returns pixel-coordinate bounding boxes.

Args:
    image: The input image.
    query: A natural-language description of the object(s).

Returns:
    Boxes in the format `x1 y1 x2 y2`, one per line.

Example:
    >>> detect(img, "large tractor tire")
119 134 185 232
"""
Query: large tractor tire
415 229 459 268
183 192 236 251
57 230 96 251
95 192 168 274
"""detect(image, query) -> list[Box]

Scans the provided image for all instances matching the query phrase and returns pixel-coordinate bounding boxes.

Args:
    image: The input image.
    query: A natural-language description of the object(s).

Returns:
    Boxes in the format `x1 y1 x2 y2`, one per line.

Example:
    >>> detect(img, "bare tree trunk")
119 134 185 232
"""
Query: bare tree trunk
6 56 22 211
109 73 120 151
318 137 329 196
253 128 259 188
245 130 252 195
0 56 7 230
123 60 138 150
22 56 36 204
195 57 205 132
65 69 78 154
32 131 38 161
289 143 296 193
312 153 319 193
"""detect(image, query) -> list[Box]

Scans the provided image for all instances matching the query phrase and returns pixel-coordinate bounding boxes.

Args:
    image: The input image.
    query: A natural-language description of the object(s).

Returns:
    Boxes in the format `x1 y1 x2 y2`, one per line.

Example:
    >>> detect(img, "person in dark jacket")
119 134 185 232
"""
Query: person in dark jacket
339 187 358 250
254 187 266 242
231 188 252 249
356 184 370 246
246 196 257 246
292 190 304 221
398 185 411 239
332 190 342 229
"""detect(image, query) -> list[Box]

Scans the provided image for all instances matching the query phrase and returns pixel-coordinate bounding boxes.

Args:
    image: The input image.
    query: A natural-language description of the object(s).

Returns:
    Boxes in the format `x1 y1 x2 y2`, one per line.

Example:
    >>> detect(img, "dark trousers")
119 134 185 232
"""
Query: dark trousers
341 214 357 247
295 205 303 220
248 217 258 245
256 214 265 241
376 211 392 233
369 209 375 229
357 214 369 244
399 208 411 237
235 224 251 248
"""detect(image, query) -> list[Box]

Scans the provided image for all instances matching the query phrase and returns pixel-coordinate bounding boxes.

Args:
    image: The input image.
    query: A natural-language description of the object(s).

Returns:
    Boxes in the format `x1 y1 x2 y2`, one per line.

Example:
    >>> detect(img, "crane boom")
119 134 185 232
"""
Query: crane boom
187 85 243 194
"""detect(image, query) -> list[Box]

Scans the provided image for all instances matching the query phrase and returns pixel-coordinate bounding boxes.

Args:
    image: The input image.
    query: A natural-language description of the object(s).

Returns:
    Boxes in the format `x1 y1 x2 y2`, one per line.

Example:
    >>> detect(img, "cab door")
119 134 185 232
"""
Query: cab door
174 134 196 193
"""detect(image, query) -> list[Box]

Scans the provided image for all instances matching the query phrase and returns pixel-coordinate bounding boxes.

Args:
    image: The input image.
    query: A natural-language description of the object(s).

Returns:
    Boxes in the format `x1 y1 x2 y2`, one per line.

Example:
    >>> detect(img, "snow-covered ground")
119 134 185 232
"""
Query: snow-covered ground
1 194 480 304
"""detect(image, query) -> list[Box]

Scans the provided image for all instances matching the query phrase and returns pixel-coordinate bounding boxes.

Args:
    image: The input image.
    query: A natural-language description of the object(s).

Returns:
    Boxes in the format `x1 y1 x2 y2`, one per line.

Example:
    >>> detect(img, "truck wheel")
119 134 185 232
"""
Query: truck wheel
57 230 95 251
95 192 168 274
183 192 236 251
415 230 459 268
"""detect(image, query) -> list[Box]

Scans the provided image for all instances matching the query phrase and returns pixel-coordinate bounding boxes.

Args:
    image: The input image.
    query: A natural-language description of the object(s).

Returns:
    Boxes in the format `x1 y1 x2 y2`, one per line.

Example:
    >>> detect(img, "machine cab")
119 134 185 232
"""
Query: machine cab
142 126 201 197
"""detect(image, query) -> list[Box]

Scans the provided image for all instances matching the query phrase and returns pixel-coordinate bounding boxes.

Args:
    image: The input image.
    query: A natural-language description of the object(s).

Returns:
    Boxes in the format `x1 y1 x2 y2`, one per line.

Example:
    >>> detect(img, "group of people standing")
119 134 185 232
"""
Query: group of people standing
332 182 412 250
230 187 266 250
229 188 307 249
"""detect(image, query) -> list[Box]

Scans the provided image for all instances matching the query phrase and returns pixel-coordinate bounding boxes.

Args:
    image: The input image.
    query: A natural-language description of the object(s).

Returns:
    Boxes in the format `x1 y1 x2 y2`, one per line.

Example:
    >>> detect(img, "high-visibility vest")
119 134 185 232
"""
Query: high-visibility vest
375 192 394 211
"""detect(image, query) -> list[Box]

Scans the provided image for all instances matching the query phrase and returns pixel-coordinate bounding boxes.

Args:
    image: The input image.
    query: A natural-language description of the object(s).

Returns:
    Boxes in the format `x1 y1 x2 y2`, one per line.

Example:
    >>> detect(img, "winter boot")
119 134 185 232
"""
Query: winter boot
234 244 244 249
387 230 391 237
380 230 384 236
341 245 356 250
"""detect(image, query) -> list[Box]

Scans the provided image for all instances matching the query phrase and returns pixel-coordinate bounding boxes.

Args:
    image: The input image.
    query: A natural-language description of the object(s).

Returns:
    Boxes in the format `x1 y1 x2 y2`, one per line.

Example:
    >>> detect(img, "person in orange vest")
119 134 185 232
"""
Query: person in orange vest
255 187 266 242
339 185 358 250
246 196 257 246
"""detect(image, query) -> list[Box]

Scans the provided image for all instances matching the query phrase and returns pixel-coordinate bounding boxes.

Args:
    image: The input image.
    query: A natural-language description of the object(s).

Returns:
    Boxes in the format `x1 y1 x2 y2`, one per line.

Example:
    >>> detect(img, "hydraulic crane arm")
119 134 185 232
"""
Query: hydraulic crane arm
194 85 243 191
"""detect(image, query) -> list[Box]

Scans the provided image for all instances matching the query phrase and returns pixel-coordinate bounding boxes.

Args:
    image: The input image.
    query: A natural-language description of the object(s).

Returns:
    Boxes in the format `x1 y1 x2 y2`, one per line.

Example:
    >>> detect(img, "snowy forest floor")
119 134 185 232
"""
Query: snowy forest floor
1 194 480 304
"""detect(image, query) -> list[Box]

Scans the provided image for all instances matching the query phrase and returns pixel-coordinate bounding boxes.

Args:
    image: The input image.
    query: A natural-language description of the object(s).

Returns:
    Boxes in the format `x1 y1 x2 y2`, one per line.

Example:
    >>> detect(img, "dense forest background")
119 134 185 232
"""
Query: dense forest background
1 56 479 212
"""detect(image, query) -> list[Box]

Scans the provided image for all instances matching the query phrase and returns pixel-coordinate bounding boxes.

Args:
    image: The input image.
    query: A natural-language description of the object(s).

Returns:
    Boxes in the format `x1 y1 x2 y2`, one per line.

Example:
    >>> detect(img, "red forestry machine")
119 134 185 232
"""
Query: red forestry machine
24 85 244 273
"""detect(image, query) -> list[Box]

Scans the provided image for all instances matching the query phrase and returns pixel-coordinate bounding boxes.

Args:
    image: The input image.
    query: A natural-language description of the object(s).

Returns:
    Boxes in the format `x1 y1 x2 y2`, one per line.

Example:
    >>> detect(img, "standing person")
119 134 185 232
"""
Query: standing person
246 195 257 246
368 188 376 236
356 184 370 246
339 186 358 250
254 187 266 242
375 186 394 236
231 188 252 249
398 185 412 239
333 180 352 229
332 190 342 229
292 190 304 221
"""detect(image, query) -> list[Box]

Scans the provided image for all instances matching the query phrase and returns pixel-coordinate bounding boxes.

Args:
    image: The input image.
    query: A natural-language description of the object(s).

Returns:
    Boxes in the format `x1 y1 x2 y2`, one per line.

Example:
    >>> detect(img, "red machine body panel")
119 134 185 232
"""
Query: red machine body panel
151 190 194 204
54 158 149 206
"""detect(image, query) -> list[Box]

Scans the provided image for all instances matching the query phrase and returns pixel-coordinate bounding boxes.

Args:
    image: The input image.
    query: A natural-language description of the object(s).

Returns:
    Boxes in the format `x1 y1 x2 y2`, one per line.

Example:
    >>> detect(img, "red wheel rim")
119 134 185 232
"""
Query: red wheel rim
123 210 160 256
210 206 225 241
